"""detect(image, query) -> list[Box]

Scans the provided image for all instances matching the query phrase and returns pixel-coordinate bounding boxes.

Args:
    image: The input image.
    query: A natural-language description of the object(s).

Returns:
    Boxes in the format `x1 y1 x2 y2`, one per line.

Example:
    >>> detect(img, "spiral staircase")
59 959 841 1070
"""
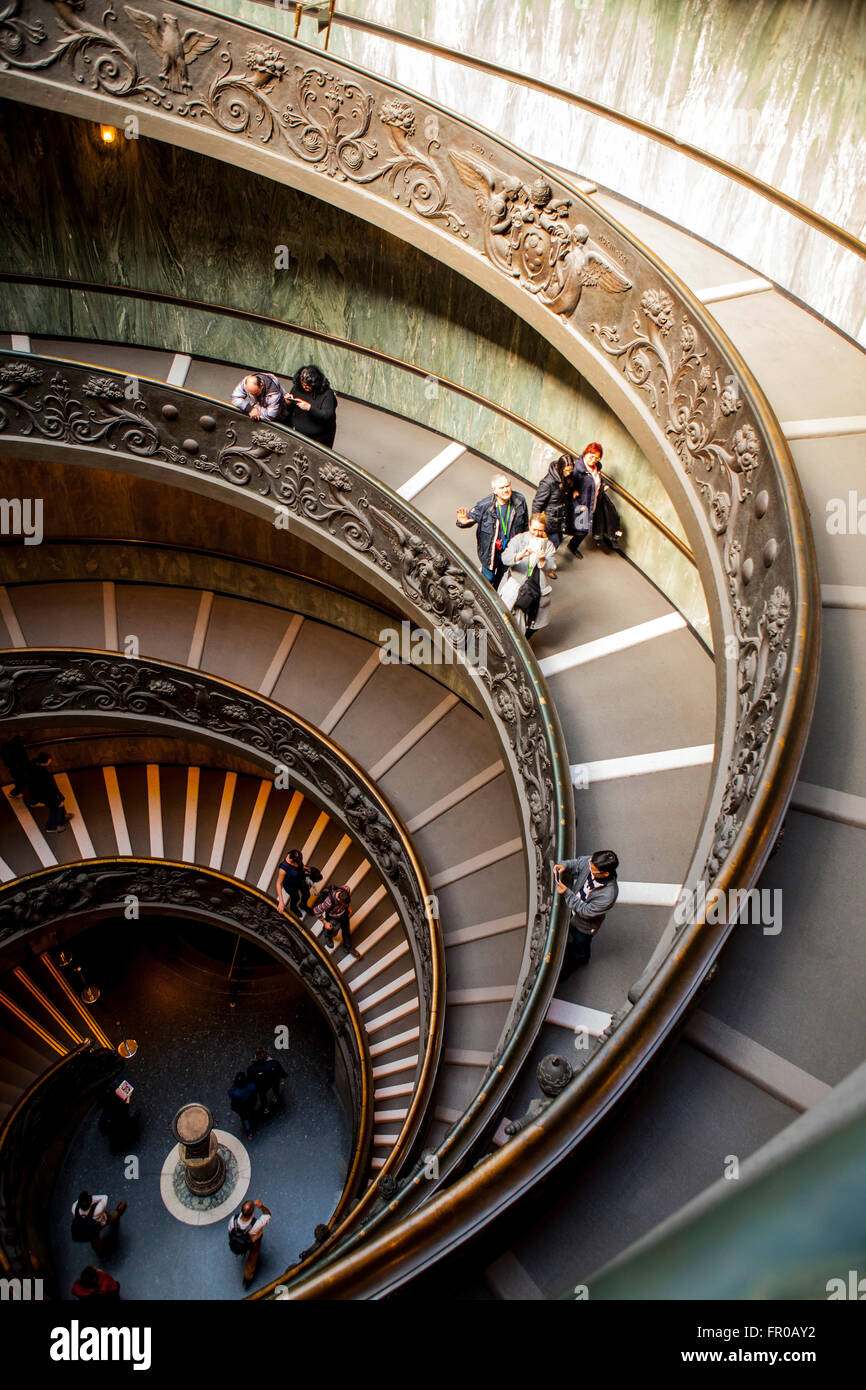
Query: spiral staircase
0 0 862 1302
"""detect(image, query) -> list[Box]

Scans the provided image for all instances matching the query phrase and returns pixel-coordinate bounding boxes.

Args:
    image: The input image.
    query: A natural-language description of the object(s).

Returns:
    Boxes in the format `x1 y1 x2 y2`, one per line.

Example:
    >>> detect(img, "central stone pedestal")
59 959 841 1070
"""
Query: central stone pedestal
172 1103 226 1196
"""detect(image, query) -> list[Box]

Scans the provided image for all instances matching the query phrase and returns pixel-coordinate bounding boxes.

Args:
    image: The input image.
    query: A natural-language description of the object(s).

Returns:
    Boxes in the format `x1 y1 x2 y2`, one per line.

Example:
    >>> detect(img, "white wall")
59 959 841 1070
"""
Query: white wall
329 0 866 343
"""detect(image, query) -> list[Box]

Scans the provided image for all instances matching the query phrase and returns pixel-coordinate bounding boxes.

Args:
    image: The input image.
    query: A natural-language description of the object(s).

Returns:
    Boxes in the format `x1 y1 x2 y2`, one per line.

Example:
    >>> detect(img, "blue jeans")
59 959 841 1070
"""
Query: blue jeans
481 554 505 588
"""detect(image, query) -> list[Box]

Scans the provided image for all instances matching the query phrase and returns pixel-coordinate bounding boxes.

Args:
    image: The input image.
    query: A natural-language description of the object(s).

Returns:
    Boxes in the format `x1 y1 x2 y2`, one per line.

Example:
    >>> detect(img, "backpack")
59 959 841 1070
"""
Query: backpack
228 1216 251 1253
71 1210 100 1243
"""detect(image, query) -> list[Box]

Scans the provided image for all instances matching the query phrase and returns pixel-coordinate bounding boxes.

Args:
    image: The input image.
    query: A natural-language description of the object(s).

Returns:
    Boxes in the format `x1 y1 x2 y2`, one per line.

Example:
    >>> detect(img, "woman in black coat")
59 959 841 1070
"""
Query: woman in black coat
532 454 574 550
284 364 338 450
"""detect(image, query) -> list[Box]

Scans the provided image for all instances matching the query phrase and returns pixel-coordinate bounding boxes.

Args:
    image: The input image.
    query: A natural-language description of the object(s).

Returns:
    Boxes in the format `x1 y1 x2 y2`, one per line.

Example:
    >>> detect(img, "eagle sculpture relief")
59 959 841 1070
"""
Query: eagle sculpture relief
124 7 218 92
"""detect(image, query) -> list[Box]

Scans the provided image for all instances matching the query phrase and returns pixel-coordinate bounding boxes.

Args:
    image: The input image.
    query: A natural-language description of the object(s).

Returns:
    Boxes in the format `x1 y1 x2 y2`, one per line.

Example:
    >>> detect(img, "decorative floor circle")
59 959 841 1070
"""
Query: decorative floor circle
159 1129 251 1226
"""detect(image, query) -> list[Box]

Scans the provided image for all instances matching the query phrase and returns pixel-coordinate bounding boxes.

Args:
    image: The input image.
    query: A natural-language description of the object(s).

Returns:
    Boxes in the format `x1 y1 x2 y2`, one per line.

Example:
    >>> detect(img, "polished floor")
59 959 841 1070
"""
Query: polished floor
50 918 351 1300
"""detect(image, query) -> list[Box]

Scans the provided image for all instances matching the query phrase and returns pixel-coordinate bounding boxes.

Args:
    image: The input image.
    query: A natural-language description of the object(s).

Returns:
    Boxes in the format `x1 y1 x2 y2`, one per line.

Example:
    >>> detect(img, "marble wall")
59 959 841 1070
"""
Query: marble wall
323 0 866 343
0 100 708 637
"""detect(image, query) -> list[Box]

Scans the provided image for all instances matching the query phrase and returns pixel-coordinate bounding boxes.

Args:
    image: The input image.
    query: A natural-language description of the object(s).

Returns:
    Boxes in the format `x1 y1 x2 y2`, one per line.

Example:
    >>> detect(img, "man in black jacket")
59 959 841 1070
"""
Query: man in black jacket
456 474 529 587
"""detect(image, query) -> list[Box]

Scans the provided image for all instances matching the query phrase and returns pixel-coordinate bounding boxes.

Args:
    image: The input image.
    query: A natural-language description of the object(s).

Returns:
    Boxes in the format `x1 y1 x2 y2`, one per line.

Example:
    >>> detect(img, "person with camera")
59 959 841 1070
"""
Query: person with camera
313 884 358 959
284 364 338 449
554 851 620 973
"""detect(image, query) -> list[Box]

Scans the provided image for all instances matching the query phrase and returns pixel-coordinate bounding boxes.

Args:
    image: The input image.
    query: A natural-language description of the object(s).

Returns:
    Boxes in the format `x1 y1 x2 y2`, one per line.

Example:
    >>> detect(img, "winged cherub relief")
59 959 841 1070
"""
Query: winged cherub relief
449 150 631 317
124 7 218 92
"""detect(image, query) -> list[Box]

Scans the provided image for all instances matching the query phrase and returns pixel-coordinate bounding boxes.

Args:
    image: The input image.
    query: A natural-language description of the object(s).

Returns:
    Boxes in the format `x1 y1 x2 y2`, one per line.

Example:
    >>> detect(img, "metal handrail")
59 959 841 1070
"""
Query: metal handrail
0 1 821 1296
0 274 695 563
0 349 571 1275
251 2 866 261
0 856 374 1230
0 641 441 1219
0 1039 118 1281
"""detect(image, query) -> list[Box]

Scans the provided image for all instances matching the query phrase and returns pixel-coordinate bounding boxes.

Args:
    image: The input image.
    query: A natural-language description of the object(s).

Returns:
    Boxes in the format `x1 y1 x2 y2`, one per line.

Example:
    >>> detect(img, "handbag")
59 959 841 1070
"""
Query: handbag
513 563 541 615
305 865 323 909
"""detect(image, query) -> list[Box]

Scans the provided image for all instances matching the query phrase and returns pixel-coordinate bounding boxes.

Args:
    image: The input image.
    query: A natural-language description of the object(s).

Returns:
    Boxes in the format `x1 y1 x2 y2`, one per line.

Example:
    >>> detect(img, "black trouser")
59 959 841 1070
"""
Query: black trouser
286 882 306 914
323 915 350 948
563 928 592 974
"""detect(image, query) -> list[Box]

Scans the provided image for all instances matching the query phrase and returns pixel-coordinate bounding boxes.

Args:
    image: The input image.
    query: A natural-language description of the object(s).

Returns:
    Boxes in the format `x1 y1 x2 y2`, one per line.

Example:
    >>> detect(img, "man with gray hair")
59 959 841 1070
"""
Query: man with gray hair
456 473 529 587
231 371 286 422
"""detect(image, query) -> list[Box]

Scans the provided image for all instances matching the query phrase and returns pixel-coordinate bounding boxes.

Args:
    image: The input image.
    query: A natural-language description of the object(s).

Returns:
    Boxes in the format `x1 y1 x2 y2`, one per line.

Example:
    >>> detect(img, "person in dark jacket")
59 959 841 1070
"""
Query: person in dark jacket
97 1082 140 1152
532 453 574 553
71 1265 120 1300
276 848 321 920
231 371 287 422
592 484 624 551
567 443 604 558
284 365 338 449
228 1070 258 1139
0 734 31 797
456 475 530 587
247 1046 287 1114
23 751 70 832
554 850 620 973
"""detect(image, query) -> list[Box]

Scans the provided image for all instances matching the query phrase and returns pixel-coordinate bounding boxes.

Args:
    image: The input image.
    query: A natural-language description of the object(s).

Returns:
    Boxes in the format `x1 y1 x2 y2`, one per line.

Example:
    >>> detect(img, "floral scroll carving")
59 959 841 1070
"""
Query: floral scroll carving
0 1 465 232
0 861 366 1116
0 643 437 1011
591 293 793 881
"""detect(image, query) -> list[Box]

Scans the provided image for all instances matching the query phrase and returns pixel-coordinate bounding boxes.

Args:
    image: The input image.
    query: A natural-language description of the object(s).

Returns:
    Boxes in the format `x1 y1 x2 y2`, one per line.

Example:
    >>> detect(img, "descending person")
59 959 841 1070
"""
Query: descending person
456 474 530 587
284 364 338 449
23 751 71 832
276 848 321 920
568 442 604 558
0 734 31 797
313 885 358 958
247 1046 287 1116
498 511 557 638
554 850 620 972
532 452 575 557
228 1198 271 1287
231 371 287 422
228 1070 258 1139
70 1191 127 1258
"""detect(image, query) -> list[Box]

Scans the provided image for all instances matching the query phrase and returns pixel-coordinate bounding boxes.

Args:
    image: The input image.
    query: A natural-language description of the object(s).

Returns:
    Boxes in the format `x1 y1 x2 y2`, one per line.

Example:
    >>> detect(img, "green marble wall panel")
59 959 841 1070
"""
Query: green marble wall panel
0 99 708 638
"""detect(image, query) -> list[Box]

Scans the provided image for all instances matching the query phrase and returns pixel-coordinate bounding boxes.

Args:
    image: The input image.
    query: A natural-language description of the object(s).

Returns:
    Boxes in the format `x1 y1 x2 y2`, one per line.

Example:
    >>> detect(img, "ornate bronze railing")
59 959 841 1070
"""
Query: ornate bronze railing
0 644 443 1190
0 1039 120 1285
0 858 374 1228
0 276 696 565
0 347 571 1276
0 0 821 1294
